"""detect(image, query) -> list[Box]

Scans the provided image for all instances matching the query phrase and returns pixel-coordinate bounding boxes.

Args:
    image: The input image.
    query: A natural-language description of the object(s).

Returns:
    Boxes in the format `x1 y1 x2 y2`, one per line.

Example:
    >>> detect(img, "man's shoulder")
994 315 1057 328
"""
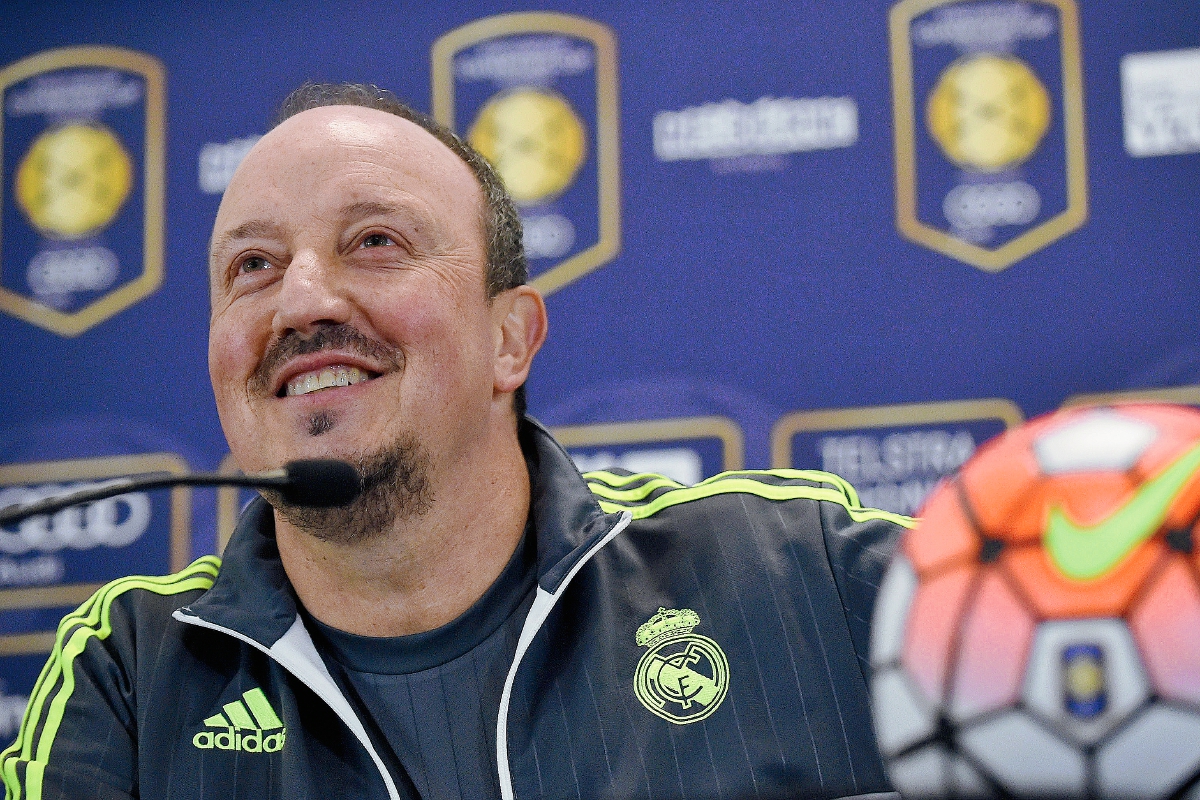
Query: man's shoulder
580 467 914 529
64 556 222 634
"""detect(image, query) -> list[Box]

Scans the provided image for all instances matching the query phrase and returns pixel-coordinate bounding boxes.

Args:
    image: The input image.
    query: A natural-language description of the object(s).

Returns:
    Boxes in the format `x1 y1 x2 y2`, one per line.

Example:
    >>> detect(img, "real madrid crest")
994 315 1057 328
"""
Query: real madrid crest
633 607 730 725
889 0 1087 272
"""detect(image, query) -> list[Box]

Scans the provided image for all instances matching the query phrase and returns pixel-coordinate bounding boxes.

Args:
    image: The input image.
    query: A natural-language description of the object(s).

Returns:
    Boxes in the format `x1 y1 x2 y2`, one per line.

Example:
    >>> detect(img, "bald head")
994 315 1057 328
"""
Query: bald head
206 92 549 483
211 104 487 296
269 82 527 298
205 84 549 469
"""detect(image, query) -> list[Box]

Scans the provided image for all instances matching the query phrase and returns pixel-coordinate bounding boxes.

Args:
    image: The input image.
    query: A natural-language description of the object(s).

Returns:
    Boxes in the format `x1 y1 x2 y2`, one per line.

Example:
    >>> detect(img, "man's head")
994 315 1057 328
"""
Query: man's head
273 83 527 301
207 84 547 540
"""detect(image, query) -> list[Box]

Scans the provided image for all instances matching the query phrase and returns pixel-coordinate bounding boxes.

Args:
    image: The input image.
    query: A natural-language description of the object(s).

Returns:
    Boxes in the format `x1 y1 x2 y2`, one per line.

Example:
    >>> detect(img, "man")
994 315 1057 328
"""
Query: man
3 83 911 800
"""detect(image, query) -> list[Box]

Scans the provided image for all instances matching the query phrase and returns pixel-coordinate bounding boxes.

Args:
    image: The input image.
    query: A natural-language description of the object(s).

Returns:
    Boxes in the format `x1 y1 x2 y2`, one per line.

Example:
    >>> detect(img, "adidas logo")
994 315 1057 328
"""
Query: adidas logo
192 687 287 752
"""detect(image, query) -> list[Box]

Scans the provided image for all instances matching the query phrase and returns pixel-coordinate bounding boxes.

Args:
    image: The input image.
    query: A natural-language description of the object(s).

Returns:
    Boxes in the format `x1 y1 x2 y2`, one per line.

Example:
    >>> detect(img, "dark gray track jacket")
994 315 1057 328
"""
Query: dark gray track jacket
2 419 910 799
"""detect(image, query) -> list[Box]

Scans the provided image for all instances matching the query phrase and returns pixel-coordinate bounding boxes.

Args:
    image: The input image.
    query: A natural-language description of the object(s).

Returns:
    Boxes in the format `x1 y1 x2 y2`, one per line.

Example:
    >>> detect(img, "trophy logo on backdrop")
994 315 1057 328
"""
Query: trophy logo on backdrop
890 0 1087 272
0 46 165 335
469 88 587 205
432 12 620 296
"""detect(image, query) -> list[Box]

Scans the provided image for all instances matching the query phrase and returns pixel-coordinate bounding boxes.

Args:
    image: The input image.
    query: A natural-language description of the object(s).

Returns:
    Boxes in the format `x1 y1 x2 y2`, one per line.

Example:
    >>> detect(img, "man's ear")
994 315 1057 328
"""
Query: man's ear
493 285 548 394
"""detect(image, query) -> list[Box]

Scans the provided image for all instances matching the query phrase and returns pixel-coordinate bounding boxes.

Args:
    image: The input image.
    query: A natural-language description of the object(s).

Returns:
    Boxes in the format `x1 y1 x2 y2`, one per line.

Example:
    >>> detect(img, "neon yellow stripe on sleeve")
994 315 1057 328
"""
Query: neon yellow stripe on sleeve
581 470 684 490
1 557 220 800
591 477 915 527
584 476 686 502
585 467 868 510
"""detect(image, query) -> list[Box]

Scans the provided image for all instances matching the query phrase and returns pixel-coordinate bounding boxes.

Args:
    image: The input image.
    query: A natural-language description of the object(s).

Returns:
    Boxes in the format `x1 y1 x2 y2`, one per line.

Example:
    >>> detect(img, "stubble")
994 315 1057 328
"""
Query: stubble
250 323 430 543
269 432 434 544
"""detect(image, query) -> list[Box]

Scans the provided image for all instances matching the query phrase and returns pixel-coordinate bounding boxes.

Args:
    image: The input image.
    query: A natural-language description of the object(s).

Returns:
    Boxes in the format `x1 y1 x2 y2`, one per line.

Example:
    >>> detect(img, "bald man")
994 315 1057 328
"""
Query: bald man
3 84 910 800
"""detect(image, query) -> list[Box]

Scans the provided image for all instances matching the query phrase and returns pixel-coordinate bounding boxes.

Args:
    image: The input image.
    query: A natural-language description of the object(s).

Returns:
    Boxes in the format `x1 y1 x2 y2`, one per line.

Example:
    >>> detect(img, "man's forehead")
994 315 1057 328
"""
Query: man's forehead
247 104 468 180
211 104 482 249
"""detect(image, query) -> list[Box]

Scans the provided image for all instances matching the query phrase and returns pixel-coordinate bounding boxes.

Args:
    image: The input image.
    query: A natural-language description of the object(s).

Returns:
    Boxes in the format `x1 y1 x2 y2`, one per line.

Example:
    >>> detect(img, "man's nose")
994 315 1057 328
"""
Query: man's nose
272 250 353 336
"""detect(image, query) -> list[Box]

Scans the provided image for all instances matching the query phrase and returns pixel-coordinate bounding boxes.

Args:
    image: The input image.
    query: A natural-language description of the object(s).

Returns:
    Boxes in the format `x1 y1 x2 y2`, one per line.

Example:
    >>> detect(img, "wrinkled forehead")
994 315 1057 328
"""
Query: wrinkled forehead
210 105 484 256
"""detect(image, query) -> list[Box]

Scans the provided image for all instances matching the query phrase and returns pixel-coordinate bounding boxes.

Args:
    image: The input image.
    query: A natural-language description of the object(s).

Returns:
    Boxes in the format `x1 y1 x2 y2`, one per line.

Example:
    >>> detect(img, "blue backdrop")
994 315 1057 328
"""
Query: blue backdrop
1 0 1198 738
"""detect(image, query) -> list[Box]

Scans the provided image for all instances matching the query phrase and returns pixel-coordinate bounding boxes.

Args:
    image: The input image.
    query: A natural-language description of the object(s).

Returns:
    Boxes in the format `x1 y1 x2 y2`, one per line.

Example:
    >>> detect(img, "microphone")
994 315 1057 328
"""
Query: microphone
0 459 361 527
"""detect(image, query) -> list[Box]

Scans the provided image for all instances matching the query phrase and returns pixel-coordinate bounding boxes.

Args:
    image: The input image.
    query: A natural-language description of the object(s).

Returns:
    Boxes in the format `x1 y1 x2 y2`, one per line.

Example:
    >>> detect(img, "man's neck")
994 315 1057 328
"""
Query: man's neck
273 422 532 638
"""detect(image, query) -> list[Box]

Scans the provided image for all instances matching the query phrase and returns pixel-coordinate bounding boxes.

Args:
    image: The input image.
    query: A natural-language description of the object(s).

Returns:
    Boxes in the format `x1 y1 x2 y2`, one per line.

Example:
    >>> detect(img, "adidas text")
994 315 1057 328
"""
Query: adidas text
192 726 286 752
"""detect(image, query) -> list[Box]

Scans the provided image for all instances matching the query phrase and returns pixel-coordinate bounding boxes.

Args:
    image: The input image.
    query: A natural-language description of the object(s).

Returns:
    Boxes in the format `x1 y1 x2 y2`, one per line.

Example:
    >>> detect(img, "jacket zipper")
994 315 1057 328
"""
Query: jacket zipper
495 511 632 800
172 610 402 800
172 509 631 800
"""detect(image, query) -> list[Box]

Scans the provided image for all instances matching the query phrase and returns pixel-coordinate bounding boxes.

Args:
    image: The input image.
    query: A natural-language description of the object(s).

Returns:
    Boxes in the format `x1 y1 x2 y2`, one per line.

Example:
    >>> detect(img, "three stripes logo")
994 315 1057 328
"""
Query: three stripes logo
192 687 286 753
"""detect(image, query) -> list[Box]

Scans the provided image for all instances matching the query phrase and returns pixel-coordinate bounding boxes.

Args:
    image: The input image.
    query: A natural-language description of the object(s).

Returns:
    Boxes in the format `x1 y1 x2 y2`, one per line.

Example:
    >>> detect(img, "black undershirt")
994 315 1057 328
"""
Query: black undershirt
306 527 537 799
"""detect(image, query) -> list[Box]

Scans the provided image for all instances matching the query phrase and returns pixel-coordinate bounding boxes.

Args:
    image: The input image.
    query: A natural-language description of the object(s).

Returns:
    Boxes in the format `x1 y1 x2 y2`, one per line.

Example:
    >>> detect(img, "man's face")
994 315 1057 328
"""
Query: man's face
208 106 500 487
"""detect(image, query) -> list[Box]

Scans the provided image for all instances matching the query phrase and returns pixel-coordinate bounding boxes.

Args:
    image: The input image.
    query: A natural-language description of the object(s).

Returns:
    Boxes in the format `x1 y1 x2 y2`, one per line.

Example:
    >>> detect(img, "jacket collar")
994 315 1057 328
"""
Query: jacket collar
184 416 623 647
520 417 626 592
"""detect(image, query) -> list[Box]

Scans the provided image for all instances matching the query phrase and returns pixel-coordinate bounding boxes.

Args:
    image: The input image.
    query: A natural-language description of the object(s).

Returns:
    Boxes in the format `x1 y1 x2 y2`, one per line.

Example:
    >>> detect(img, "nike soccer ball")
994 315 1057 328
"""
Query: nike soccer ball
870 403 1200 798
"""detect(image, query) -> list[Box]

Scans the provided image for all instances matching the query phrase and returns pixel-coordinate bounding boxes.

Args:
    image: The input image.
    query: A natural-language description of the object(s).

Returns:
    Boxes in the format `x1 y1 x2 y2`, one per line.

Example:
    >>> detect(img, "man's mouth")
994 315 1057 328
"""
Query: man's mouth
284 366 375 397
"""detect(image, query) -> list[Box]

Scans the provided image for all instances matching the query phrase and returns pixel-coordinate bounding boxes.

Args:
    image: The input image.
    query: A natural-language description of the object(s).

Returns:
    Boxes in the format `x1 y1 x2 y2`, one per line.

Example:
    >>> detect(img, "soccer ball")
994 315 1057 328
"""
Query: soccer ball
870 403 1200 798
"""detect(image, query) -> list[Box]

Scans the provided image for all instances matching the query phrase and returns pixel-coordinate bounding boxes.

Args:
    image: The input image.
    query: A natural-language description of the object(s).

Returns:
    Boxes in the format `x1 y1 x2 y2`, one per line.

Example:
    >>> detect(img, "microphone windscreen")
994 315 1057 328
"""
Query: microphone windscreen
280 460 361 507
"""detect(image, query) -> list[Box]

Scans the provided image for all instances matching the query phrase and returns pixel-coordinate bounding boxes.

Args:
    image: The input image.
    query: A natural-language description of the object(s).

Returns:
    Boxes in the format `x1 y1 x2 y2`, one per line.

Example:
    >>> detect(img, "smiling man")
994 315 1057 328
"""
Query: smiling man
3 84 911 800
206 90 545 640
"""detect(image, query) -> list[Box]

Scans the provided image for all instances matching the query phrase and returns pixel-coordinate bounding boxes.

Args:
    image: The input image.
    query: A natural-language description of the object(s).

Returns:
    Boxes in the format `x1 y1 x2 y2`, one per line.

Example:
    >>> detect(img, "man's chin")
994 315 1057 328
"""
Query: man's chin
269 432 433 546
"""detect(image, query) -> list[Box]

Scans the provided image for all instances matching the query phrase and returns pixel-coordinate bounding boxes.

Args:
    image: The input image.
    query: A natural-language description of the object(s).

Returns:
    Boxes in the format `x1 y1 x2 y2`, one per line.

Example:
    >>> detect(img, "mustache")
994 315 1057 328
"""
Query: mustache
250 324 403 395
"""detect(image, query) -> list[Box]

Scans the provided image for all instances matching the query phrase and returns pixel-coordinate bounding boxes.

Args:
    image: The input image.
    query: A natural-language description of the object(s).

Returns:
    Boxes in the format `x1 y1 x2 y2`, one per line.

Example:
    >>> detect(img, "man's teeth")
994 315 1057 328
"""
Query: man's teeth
286 366 370 397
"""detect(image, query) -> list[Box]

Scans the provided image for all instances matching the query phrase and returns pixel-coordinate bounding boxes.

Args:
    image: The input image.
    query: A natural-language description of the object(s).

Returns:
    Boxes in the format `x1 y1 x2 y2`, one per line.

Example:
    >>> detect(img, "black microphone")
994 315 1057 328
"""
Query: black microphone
0 459 361 527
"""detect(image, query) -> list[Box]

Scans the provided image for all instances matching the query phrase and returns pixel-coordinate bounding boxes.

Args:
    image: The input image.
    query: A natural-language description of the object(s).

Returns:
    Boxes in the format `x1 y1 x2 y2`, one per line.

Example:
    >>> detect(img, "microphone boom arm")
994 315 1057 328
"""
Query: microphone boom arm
0 459 361 528
0 469 290 528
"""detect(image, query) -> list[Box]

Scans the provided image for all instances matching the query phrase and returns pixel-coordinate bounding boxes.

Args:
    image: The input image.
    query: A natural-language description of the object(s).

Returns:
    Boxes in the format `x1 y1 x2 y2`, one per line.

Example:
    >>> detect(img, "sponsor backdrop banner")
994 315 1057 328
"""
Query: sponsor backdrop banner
1 0 1197 735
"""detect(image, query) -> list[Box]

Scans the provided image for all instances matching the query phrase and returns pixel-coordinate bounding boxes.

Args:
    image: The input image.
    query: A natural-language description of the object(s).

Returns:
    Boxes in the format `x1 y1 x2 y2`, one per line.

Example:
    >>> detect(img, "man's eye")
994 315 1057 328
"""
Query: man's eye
240 256 271 273
361 233 394 248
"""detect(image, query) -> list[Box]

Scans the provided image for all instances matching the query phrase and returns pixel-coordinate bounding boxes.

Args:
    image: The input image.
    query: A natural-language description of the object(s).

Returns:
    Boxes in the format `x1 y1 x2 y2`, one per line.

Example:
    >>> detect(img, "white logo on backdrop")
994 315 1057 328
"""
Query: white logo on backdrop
26 246 120 308
455 37 593 86
943 181 1041 242
0 555 64 587
0 482 151 555
820 430 976 516
0 688 28 741
912 3 1055 50
6 70 142 117
1122 47 1200 157
653 96 858 167
522 213 576 259
198 136 262 194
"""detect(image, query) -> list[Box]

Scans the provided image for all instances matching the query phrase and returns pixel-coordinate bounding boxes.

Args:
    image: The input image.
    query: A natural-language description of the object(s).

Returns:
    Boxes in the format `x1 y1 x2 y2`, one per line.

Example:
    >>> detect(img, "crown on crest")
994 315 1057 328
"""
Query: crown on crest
636 607 701 647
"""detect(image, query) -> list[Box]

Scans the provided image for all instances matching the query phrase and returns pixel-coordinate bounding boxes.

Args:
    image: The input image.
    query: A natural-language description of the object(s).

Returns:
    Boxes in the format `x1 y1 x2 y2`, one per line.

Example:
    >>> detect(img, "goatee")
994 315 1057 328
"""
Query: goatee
266 433 433 544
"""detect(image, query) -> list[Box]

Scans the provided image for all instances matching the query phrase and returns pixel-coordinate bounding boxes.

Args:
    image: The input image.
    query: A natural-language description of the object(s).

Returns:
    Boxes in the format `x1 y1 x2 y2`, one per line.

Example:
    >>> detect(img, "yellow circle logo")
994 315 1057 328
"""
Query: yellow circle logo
468 88 587 204
15 123 134 239
926 54 1051 172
